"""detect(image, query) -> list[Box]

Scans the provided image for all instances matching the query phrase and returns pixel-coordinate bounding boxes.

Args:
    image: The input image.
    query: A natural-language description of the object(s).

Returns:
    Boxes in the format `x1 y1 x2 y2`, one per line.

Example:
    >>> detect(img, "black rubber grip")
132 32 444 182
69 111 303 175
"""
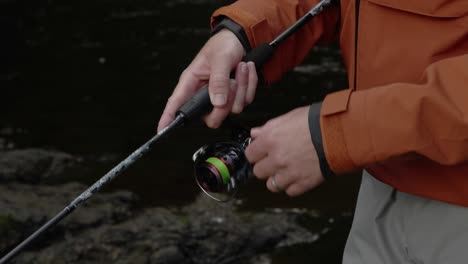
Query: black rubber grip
176 43 274 122
176 86 212 120
242 43 274 70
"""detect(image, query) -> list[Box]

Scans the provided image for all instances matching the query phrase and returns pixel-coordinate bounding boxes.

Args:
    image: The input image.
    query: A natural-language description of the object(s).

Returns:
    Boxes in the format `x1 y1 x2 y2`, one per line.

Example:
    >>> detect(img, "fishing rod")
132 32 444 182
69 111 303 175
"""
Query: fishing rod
0 0 337 262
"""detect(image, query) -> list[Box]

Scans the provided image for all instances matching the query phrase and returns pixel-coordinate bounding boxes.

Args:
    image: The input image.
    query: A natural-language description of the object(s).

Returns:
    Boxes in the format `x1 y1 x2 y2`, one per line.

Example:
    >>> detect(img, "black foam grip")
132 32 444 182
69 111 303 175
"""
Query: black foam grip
242 43 274 70
177 43 274 122
176 86 212 120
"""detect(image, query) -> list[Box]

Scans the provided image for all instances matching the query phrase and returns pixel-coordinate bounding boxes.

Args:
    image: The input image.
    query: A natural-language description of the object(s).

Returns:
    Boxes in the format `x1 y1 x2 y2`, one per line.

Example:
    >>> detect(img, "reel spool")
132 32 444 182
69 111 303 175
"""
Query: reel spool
193 138 252 202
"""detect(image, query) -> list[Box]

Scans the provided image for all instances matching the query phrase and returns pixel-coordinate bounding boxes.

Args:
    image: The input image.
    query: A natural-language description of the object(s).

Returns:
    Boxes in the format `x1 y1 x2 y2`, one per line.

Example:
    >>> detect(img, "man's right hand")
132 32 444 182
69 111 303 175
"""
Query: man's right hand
157 29 258 132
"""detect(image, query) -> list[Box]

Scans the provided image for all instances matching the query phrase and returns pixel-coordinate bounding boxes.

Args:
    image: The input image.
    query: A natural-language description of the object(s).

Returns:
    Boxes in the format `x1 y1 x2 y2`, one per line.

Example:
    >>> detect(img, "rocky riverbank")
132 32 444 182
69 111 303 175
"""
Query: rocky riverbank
0 149 350 264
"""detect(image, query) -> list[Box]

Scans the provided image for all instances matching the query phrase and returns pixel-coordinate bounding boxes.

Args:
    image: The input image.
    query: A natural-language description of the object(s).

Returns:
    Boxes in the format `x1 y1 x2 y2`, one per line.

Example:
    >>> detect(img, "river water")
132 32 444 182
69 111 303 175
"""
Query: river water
1 0 360 263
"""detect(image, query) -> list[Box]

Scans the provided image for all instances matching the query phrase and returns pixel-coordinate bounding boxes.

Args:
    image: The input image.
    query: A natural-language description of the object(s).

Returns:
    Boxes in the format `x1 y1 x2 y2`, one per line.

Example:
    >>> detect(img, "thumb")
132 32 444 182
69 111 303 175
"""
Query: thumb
208 57 232 107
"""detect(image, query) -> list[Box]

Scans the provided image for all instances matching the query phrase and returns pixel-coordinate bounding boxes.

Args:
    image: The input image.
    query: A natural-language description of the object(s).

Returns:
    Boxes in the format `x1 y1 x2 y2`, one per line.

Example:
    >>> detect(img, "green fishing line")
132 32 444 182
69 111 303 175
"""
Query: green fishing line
206 157 231 184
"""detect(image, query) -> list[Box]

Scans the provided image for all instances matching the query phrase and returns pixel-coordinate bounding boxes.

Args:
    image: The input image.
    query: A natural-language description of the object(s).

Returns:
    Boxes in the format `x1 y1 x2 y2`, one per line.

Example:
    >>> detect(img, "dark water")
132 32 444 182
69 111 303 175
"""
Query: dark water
1 0 360 262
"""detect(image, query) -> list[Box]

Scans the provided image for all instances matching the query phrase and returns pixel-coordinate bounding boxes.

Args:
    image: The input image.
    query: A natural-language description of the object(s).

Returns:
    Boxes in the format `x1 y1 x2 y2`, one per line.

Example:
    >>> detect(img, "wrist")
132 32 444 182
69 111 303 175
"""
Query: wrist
209 29 246 60
211 17 251 54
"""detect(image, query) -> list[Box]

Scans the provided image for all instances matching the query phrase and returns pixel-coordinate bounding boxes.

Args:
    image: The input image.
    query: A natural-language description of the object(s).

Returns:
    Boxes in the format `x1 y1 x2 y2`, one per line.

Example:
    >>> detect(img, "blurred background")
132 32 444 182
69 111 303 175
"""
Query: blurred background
0 0 361 263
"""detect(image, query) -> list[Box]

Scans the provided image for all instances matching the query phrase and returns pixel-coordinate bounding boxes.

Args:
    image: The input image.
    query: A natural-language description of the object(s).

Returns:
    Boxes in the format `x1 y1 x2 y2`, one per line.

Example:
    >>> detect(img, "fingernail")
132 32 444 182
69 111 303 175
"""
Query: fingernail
213 93 226 106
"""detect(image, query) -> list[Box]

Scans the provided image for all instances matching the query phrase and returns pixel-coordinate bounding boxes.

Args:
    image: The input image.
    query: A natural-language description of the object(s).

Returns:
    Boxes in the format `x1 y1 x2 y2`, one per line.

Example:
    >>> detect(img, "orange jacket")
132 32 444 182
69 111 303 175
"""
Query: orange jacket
212 0 468 207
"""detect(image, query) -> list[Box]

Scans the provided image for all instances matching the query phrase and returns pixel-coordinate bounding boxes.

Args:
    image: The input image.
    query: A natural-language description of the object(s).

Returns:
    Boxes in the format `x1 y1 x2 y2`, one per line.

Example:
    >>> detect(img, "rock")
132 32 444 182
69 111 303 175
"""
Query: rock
11 195 327 264
247 254 272 264
0 148 339 264
0 183 138 254
0 149 81 184
179 195 323 264
150 245 187 264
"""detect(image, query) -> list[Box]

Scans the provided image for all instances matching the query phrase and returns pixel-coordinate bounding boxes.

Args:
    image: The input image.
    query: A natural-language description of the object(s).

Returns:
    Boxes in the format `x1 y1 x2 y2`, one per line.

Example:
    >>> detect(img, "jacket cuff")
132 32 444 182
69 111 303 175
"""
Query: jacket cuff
308 102 336 179
320 90 360 174
211 17 252 53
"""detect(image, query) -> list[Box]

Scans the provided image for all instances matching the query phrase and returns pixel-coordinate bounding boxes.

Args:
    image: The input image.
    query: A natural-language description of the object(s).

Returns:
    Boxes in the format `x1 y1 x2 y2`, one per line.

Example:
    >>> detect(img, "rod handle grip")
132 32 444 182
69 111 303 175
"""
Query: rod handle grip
176 86 212 120
176 43 274 121
243 43 274 72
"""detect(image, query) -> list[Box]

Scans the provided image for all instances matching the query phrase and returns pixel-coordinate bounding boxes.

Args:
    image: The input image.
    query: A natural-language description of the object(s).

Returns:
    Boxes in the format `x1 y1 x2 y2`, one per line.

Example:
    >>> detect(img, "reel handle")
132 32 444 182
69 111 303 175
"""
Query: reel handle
176 44 274 121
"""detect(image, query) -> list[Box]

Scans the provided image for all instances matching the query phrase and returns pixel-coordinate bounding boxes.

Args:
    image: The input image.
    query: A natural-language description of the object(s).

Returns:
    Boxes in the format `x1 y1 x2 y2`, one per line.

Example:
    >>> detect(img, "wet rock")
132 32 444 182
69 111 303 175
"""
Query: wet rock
0 149 81 184
150 245 187 264
12 195 325 264
0 183 138 254
247 254 272 264
0 148 335 264
179 195 323 264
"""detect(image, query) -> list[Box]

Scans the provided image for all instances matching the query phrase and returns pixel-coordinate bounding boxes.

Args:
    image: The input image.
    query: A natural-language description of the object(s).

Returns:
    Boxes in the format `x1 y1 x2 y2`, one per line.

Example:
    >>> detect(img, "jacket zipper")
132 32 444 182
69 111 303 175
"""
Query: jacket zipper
353 0 361 90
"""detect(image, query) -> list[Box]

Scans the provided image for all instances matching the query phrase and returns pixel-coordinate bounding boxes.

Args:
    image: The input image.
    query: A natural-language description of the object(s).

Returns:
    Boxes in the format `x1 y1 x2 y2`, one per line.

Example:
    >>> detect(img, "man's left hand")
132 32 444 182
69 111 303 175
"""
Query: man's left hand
245 106 324 197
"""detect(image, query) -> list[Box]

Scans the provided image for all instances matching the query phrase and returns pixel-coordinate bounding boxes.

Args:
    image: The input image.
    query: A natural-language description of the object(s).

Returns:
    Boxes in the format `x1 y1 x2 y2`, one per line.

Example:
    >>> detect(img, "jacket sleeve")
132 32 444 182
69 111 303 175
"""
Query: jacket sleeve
321 54 468 174
211 0 341 84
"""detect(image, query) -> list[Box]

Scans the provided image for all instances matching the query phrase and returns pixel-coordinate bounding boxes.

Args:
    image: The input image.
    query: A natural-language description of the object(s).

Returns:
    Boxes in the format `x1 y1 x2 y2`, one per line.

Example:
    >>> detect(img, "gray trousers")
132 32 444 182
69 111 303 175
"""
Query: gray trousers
343 171 468 264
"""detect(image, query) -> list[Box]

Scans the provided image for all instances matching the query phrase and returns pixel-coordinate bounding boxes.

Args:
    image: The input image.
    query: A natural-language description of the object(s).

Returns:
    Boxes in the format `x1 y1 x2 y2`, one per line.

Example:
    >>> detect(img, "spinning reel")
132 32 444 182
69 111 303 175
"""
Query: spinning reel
192 125 252 202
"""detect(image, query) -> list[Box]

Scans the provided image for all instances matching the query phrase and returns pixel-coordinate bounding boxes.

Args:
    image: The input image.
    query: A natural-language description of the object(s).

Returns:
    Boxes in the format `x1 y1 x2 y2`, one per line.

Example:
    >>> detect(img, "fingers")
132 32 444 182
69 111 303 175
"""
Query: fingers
159 56 258 131
250 127 261 138
233 61 257 112
284 183 306 197
208 56 232 107
284 176 323 197
158 29 241 132
158 71 204 132
245 62 258 104
204 61 257 128
232 62 248 114
266 177 309 196
203 79 237 128
267 175 284 193
252 157 276 180
245 133 268 164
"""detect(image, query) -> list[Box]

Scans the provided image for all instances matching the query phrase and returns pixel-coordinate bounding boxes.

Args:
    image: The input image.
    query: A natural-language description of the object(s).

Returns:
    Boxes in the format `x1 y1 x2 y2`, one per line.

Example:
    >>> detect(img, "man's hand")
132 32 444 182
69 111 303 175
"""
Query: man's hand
245 106 324 196
157 29 258 132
